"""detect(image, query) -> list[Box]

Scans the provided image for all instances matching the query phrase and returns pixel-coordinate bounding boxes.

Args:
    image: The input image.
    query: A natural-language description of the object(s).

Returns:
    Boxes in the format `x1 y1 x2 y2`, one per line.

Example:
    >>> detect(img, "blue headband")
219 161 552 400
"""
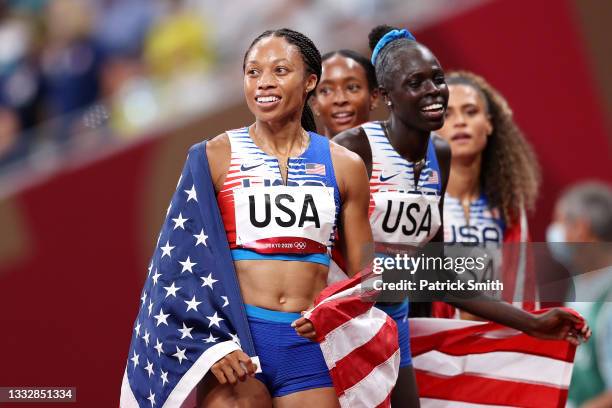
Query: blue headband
371 29 416 65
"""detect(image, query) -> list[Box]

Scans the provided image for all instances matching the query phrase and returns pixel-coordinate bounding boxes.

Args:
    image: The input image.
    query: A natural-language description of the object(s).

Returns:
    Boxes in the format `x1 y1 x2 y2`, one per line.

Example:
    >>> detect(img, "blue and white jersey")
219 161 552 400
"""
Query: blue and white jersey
443 194 505 246
218 127 341 265
362 121 443 250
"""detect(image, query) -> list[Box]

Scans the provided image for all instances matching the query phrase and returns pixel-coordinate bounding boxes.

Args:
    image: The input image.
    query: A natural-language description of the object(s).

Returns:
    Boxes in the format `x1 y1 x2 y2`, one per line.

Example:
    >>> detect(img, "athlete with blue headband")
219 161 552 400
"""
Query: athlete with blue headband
331 24 592 406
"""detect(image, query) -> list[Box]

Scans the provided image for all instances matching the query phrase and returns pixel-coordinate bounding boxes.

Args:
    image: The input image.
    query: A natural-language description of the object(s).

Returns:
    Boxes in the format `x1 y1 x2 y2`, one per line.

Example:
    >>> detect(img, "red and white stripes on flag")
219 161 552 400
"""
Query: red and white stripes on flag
410 315 578 408
305 272 400 408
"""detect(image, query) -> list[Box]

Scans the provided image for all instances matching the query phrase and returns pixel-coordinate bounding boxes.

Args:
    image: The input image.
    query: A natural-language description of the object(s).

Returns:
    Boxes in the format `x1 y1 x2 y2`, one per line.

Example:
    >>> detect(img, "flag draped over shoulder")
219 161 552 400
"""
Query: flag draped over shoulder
306 272 400 408
410 311 579 408
120 141 256 408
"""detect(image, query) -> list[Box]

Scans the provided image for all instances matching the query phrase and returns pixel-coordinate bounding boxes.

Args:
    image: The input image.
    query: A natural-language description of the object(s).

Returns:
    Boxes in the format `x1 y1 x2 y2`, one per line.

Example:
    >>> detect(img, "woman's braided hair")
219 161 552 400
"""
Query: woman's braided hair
243 28 321 132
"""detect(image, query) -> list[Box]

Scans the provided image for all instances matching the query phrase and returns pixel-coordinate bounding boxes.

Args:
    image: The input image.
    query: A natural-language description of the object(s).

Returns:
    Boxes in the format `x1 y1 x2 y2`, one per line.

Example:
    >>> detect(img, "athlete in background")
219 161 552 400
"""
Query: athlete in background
311 49 378 138
332 24 590 406
433 71 541 319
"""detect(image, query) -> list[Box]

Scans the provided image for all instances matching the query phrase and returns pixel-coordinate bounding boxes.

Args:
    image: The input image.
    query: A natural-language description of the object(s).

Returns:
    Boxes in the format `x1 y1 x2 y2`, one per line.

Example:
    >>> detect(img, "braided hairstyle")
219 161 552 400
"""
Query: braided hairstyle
368 24 418 90
446 71 541 224
243 28 321 132
321 49 378 91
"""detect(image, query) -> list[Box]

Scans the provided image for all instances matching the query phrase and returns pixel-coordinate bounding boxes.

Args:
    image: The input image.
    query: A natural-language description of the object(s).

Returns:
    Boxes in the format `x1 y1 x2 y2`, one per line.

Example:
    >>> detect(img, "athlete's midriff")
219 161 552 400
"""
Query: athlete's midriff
234 259 328 312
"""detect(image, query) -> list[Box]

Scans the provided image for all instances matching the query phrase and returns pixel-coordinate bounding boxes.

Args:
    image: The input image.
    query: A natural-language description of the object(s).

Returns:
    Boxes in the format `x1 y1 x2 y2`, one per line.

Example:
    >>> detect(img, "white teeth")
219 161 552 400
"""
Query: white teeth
332 112 352 118
257 96 279 103
422 103 443 111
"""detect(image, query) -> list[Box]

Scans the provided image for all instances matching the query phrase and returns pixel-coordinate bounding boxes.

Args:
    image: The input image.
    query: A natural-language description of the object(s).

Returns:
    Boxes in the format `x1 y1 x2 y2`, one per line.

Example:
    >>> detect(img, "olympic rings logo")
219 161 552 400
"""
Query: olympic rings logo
294 241 306 250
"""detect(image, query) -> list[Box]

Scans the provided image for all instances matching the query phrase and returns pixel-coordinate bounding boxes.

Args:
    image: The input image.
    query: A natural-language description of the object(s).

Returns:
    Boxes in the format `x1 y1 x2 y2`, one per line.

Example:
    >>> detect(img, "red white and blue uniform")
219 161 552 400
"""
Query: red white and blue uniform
216 127 341 396
362 121 443 368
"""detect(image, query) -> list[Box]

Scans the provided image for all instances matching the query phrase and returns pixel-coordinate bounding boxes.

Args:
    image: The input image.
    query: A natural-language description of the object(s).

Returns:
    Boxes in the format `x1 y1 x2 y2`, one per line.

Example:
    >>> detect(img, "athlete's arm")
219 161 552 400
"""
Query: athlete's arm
426 137 590 343
333 127 373 178
331 142 374 277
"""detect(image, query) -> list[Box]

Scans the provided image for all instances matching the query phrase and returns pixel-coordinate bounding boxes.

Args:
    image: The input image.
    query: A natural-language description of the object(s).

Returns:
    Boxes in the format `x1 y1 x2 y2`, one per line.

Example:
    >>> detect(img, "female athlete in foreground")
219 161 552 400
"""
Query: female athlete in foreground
200 29 372 408
327 24 590 406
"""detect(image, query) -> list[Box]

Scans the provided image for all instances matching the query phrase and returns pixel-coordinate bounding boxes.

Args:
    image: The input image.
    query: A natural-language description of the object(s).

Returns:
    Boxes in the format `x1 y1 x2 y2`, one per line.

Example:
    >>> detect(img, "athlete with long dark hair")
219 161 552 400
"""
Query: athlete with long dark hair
199 28 373 408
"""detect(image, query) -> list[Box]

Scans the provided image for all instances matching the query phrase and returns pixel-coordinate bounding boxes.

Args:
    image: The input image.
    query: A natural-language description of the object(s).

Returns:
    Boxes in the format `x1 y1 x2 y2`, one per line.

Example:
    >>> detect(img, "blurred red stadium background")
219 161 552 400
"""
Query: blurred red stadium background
0 0 609 406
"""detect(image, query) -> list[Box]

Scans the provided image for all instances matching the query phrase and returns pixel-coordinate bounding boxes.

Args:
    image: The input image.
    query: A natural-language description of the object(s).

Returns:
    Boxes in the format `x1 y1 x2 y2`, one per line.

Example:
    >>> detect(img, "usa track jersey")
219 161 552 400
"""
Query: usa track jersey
217 128 340 261
443 194 505 245
363 122 442 250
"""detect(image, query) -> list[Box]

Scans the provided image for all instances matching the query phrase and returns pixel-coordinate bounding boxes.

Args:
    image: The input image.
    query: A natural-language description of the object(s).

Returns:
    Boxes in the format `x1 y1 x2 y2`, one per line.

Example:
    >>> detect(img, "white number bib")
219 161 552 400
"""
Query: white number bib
234 186 336 253
370 191 441 247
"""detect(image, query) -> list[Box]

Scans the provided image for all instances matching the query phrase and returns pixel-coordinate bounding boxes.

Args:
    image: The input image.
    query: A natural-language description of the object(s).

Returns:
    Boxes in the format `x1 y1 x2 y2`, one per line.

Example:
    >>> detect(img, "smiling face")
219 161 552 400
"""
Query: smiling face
437 84 493 160
243 35 317 124
311 54 377 136
382 45 448 131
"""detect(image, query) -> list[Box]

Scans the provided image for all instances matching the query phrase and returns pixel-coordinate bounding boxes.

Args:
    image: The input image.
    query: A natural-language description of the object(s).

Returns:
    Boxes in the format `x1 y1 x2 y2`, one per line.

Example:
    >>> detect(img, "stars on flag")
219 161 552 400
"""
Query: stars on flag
173 346 188 364
160 369 169 386
172 213 189 230
154 339 164 357
178 323 194 339
145 360 154 378
142 329 150 346
163 282 180 298
221 296 229 308
200 273 217 289
203 333 218 343
179 256 196 273
185 185 197 202
151 270 162 286
153 308 170 327
207 312 223 328
184 295 202 312
193 229 208 246
131 350 140 368
160 241 175 258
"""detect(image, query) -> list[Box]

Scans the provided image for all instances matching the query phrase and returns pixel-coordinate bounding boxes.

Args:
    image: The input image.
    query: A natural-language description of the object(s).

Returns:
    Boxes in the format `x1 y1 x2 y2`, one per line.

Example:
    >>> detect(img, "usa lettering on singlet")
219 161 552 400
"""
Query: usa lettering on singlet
217 128 340 257
444 194 506 298
362 122 442 252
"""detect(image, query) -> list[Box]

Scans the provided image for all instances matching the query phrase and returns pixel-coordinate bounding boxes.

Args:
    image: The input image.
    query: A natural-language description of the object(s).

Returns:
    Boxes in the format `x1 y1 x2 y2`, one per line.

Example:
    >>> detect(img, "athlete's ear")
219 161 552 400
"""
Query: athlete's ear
378 86 391 108
305 73 318 94
485 114 493 137
369 87 380 111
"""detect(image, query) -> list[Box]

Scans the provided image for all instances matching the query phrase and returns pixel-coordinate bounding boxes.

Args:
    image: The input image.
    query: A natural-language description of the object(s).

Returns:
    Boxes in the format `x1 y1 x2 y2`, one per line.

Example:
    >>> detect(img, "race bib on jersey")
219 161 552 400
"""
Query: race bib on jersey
234 186 336 253
370 191 441 247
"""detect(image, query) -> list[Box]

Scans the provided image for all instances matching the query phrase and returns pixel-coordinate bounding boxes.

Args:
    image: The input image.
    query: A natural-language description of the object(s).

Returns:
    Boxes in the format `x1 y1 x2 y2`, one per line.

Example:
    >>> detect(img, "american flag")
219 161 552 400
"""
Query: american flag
426 170 439 185
120 142 256 407
410 311 579 408
305 162 326 176
306 271 400 408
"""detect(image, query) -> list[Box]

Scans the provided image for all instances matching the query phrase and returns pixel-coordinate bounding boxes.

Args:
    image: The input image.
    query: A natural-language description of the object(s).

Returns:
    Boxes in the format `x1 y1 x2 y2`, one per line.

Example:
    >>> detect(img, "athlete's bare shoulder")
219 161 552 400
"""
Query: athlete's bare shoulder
205 132 230 189
332 126 367 154
329 141 369 200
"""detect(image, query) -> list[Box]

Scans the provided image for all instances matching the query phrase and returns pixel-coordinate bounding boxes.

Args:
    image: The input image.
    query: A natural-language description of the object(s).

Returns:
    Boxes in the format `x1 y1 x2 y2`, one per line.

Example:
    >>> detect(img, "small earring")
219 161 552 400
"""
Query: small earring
386 101 392 107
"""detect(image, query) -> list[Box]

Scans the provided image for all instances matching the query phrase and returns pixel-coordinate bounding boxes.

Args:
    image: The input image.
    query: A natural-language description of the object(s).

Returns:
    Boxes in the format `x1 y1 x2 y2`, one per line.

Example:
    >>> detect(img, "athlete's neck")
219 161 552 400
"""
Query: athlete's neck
251 119 306 157
386 116 429 163
447 153 482 203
